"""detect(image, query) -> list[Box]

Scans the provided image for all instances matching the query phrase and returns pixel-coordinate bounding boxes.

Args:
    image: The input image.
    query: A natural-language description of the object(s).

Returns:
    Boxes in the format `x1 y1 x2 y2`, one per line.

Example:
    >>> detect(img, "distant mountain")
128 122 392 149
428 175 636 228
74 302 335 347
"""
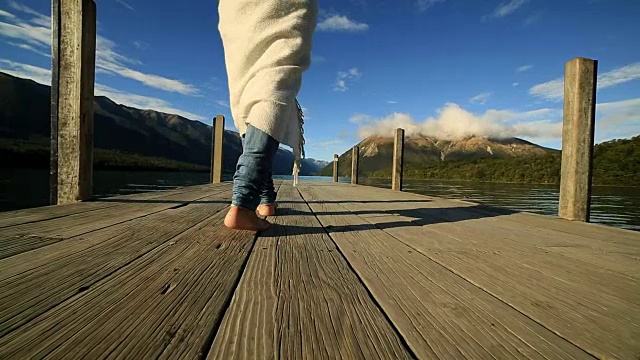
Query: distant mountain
0 71 327 175
303 158 330 172
320 134 553 176
319 133 640 186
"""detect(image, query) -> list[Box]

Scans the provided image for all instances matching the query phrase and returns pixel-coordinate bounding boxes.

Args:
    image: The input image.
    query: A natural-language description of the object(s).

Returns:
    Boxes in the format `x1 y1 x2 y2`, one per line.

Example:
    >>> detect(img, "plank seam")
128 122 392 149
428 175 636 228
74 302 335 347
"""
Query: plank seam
0 204 121 229
198 181 284 360
0 203 232 346
0 185 213 229
394 238 598 359
295 186 420 360
196 232 258 360
0 190 228 263
346 202 602 360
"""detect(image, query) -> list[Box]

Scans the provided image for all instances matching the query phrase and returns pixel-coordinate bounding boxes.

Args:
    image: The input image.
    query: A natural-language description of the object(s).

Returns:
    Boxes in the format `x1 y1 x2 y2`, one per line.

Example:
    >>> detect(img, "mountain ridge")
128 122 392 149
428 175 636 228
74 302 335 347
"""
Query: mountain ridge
319 133 639 186
321 133 553 176
0 71 329 174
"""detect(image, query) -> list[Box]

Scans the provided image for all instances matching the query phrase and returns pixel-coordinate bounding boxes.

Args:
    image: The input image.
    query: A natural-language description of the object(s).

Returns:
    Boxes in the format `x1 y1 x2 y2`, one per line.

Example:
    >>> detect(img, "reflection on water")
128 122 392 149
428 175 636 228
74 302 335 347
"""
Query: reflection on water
0 170 215 212
1 170 638 231
358 177 640 232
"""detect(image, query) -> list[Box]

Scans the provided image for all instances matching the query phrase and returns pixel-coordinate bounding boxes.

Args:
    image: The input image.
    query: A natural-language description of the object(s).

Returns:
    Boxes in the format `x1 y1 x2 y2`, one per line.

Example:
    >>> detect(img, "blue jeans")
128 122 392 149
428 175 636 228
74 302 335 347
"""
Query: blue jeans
231 125 279 210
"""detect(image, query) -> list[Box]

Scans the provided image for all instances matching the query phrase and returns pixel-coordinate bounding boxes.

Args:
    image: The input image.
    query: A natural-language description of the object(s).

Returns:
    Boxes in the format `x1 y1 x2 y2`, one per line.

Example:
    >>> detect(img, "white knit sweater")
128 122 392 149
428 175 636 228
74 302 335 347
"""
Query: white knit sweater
218 0 318 177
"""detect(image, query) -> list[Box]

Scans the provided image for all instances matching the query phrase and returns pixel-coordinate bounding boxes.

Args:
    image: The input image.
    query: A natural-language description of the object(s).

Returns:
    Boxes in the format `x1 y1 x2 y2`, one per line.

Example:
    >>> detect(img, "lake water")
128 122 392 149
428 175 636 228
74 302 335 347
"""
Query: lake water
357 177 640 232
1 169 638 231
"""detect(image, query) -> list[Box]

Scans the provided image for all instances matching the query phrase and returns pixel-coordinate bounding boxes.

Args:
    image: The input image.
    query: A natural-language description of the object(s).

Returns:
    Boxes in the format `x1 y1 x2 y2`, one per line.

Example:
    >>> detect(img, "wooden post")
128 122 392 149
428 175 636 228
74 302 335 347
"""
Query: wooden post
210 115 225 183
333 154 339 182
559 58 598 222
51 0 97 205
392 128 404 191
351 146 359 185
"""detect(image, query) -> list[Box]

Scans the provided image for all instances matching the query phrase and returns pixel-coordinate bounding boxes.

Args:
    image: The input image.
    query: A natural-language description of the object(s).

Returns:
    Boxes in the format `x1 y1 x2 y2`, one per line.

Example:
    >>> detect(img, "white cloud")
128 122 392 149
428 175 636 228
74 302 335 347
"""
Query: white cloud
353 98 640 145
512 82 519 87
530 62 640 101
387 100 399 104
8 42 49 57
311 54 326 63
350 113 372 124
416 0 445 12
529 78 564 101
333 67 361 92
0 16 51 46
95 36 140 67
7 2 50 27
8 2 42 17
483 0 528 21
97 38 199 95
131 41 148 50
317 15 369 32
517 64 533 72
116 0 135 11
0 59 205 121
494 0 528 17
598 62 640 88
307 139 346 149
595 97 640 142
95 84 205 120
596 97 640 111
356 103 563 142
215 100 230 108
0 58 51 85
0 9 16 19
469 92 492 105
0 3 199 96
102 65 199 95
300 106 311 119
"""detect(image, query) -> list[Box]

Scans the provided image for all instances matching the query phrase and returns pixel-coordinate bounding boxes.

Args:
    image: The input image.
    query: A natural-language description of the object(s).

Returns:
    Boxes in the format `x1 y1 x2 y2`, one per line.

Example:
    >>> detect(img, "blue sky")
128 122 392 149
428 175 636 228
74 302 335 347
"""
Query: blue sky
1 0 639 161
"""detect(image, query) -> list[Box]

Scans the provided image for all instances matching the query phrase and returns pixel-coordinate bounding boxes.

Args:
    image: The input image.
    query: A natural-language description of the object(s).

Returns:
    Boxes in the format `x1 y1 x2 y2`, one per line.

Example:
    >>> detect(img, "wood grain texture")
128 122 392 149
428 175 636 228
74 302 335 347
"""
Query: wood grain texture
392 128 404 191
54 0 96 204
311 183 640 276
299 184 593 360
209 184 411 360
351 146 359 185
50 0 61 204
0 184 230 259
78 0 96 200
305 183 640 360
1 180 638 359
211 115 224 183
468 206 640 244
0 183 214 228
0 188 233 338
333 154 339 182
0 204 255 359
559 57 597 222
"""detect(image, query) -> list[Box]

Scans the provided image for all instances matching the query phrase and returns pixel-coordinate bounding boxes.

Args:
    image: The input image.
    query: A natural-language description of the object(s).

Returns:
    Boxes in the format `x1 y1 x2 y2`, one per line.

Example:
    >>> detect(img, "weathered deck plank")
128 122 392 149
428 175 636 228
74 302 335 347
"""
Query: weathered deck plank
0 183 228 259
303 182 640 360
209 184 411 359
316 183 639 276
0 180 638 359
299 184 594 360
0 183 212 229
0 186 232 338
0 200 254 359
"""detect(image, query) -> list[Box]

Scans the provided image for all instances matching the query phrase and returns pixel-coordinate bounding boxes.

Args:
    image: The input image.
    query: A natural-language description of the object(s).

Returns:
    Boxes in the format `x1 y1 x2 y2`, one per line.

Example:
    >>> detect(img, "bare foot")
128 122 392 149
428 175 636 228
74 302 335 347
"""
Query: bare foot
224 206 271 231
257 203 277 217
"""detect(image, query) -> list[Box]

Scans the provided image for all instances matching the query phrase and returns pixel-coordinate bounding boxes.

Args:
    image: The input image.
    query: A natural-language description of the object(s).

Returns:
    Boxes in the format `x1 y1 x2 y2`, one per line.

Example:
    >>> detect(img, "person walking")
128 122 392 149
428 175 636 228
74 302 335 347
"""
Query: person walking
218 0 318 230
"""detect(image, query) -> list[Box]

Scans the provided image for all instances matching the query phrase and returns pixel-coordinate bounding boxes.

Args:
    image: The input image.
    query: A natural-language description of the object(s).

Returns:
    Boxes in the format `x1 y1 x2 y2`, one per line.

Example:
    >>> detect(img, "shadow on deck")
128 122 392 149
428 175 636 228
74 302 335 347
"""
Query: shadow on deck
0 181 638 359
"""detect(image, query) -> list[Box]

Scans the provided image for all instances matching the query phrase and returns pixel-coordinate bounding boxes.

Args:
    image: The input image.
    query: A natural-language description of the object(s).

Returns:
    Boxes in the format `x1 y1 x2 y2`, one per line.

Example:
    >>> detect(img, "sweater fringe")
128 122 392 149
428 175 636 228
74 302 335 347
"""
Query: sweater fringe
293 99 305 186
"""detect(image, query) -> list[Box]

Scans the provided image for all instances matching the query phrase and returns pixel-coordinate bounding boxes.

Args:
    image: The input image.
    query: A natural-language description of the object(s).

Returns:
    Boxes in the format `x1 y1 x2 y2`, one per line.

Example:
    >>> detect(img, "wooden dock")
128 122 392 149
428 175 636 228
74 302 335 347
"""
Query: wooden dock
0 181 638 359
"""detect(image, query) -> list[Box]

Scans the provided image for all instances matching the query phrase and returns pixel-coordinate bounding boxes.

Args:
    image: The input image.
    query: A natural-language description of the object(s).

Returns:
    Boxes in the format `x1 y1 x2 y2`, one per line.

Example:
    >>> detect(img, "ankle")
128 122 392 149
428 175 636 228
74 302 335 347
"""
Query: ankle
257 203 277 217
